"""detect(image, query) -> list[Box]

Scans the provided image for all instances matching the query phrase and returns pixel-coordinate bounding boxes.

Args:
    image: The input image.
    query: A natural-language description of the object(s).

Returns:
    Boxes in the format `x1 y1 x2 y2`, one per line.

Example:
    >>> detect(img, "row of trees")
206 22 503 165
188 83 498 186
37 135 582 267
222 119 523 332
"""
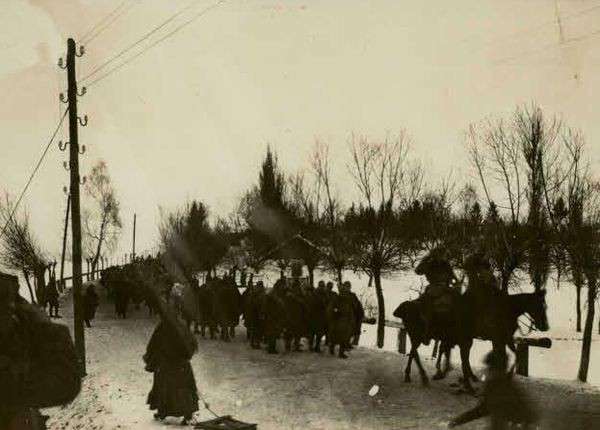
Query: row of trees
157 103 599 382
0 159 123 299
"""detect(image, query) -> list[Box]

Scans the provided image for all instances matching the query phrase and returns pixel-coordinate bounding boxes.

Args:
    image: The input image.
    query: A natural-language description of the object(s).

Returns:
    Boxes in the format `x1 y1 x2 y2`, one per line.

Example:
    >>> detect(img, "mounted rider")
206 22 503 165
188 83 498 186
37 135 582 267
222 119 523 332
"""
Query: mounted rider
415 251 459 345
463 251 504 335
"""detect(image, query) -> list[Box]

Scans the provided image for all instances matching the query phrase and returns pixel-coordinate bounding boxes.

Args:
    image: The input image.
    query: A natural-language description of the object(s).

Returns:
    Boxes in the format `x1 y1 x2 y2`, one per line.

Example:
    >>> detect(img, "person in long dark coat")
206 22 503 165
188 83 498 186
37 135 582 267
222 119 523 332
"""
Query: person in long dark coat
45 279 60 318
1 272 81 430
347 283 364 347
83 284 100 328
326 281 356 359
144 319 199 424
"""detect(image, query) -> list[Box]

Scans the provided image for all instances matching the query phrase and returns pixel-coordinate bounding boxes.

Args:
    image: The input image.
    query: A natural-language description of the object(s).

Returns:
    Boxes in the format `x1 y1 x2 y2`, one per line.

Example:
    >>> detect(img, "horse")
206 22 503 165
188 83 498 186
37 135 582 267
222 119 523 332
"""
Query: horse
393 300 455 385
393 289 549 393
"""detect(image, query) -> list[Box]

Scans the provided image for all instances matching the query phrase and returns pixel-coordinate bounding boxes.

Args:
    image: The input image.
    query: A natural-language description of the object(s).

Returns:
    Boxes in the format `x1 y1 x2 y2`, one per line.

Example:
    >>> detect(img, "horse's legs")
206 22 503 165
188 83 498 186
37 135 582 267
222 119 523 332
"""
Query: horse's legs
314 334 322 353
433 342 446 380
404 352 413 382
411 348 429 385
459 342 476 393
444 346 453 374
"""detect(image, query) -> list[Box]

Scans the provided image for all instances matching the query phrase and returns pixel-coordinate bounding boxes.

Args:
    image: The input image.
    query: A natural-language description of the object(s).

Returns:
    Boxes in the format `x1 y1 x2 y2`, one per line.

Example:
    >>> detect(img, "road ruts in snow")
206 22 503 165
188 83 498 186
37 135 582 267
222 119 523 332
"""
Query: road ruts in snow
44 291 600 430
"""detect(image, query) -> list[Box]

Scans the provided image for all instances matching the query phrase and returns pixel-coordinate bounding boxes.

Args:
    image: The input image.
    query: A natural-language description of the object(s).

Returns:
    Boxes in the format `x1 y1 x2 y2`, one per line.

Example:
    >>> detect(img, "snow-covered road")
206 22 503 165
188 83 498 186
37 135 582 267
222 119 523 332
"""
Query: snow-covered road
44 292 600 430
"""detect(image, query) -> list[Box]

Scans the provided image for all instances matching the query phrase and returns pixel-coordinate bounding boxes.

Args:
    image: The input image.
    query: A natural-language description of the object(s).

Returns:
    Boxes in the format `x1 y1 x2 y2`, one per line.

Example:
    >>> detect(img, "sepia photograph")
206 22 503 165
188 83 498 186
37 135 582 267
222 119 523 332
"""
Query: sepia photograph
1 1 600 429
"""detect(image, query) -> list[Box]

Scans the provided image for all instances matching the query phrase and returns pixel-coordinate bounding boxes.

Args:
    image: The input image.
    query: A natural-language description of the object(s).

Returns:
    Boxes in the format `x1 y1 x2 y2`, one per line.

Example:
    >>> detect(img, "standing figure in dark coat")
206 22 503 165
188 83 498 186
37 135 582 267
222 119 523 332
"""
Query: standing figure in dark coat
449 350 537 429
1 272 81 430
261 287 286 354
323 281 338 346
307 281 328 352
144 320 199 425
243 281 266 349
45 278 60 318
283 279 309 352
326 281 356 359
113 276 130 319
83 284 100 328
347 283 364 347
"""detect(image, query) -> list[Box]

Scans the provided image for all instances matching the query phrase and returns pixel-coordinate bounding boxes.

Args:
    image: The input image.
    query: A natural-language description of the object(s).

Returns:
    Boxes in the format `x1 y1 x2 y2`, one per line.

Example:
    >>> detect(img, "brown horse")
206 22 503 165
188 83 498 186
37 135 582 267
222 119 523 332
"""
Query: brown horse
393 289 549 393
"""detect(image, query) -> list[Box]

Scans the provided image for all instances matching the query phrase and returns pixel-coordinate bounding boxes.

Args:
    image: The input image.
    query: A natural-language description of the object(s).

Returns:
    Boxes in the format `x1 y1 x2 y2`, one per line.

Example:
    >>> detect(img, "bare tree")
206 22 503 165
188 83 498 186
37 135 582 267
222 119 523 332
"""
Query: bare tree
311 139 350 284
287 170 323 286
547 129 598 382
347 132 423 348
83 160 122 279
0 193 48 303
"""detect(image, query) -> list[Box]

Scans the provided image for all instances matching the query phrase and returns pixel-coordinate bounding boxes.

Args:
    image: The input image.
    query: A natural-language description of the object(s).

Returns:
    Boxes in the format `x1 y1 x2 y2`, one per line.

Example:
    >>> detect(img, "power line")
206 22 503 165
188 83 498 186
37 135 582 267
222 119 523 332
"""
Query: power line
80 0 207 84
0 109 69 240
84 1 137 46
80 1 130 44
87 0 225 88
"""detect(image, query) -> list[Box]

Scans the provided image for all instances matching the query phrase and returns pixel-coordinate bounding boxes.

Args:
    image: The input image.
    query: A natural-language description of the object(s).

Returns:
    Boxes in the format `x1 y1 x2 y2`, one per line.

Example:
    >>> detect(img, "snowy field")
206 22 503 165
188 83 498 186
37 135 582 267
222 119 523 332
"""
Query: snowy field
255 267 600 387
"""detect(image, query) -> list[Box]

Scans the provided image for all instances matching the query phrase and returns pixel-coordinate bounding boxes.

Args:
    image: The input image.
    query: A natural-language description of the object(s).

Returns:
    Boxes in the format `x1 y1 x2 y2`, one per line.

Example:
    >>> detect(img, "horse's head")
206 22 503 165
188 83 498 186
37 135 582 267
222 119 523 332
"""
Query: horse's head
392 302 406 319
393 301 416 320
528 289 550 332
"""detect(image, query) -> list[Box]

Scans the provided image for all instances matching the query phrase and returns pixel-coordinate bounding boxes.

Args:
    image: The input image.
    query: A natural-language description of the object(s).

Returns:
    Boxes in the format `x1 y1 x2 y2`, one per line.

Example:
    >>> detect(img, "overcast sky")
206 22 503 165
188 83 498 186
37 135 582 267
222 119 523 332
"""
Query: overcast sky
1 0 599 260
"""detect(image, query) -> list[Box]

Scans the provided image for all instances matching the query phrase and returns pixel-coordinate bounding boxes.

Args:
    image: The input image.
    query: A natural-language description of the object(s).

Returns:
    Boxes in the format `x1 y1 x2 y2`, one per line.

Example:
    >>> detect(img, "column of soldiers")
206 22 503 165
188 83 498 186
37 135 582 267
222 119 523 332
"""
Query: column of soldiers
240 277 365 359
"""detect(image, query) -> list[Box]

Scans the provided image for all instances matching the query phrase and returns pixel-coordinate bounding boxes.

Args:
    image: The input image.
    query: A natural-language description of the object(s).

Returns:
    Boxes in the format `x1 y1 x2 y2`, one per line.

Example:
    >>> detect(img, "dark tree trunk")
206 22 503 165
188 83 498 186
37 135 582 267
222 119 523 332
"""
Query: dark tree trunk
500 272 510 293
23 270 36 304
307 265 315 287
578 278 597 382
576 281 582 332
373 270 385 349
336 266 343 286
35 267 46 305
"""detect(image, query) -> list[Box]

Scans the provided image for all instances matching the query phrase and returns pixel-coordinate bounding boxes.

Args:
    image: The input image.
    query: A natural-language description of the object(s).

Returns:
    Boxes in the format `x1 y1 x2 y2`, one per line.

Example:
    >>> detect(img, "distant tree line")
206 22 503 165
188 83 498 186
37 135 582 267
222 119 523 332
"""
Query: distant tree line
155 103 599 383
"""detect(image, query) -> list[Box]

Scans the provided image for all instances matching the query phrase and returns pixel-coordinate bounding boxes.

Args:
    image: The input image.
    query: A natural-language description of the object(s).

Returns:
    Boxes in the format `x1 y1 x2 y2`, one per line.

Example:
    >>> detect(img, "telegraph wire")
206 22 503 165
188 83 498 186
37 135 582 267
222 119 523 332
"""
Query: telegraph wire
80 0 207 84
0 108 69 239
86 0 225 88
83 1 137 46
80 1 130 44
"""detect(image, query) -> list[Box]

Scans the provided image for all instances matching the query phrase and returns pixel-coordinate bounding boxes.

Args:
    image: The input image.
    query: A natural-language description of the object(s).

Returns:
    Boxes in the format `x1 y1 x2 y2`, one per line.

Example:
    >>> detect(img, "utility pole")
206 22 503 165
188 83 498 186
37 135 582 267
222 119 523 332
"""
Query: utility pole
59 193 70 292
64 38 86 376
132 213 136 262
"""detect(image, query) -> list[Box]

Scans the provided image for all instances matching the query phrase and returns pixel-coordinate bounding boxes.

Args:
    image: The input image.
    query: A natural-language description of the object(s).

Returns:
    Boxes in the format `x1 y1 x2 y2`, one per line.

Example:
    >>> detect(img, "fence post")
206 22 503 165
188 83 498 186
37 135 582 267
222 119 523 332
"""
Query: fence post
516 342 529 377
397 327 407 354
432 340 439 358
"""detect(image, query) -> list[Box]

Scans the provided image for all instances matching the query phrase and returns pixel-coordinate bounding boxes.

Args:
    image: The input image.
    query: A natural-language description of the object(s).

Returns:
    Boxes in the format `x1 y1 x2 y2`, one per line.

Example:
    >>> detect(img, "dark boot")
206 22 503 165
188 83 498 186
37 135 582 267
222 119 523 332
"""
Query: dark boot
338 344 348 359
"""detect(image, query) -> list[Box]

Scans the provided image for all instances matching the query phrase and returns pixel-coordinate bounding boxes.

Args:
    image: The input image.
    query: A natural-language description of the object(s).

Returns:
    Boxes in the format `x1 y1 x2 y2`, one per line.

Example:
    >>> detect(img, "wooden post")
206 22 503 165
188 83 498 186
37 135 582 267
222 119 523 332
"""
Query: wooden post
432 340 439 358
397 327 407 354
66 37 86 375
516 342 529 377
60 194 71 292
132 213 136 262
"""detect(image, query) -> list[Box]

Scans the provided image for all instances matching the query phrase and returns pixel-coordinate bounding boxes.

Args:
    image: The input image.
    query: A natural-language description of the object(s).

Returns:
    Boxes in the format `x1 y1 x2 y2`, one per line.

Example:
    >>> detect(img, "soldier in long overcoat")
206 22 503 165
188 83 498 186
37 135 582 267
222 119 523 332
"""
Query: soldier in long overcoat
326 281 356 359
83 283 100 328
1 272 81 430
144 317 199 425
